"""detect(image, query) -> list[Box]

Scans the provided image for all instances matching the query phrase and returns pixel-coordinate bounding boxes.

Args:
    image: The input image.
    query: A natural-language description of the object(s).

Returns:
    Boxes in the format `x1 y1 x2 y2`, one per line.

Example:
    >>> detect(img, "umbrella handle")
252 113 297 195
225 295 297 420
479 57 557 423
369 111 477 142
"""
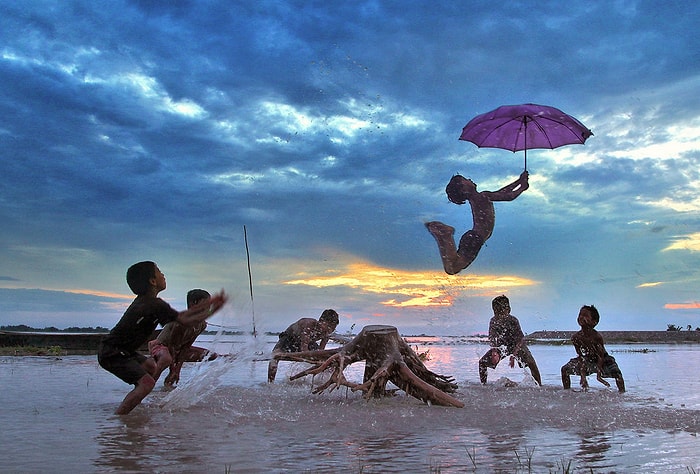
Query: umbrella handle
523 118 528 172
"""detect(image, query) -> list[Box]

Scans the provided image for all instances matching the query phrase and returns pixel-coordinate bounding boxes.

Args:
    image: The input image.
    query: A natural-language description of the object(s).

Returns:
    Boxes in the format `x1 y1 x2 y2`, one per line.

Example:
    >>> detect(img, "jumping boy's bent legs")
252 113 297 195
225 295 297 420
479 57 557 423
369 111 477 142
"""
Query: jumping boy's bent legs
426 222 484 275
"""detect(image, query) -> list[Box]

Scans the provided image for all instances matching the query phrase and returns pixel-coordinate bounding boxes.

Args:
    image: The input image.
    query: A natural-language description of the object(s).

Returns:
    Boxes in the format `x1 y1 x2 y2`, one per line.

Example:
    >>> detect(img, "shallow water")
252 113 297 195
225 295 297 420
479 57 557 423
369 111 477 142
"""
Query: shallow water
1 337 699 472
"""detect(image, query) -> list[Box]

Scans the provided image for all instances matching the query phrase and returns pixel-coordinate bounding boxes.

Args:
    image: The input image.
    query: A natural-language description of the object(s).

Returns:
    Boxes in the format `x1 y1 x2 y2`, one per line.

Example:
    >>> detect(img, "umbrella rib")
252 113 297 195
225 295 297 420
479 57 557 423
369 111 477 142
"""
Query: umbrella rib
529 119 553 149
479 119 523 152
536 116 589 146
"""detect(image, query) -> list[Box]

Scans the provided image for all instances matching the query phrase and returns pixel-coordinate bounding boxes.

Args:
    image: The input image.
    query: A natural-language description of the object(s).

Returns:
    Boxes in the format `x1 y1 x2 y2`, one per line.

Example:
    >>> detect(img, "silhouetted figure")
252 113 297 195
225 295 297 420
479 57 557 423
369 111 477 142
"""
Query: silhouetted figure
98 261 227 414
267 309 339 383
148 289 217 389
561 305 625 393
426 171 528 274
478 295 541 386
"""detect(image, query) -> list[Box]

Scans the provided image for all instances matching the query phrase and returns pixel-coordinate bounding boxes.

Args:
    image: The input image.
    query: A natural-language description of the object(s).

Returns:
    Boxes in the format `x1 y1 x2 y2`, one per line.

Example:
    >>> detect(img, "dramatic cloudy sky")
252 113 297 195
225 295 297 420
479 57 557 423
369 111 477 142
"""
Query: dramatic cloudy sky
1 1 699 335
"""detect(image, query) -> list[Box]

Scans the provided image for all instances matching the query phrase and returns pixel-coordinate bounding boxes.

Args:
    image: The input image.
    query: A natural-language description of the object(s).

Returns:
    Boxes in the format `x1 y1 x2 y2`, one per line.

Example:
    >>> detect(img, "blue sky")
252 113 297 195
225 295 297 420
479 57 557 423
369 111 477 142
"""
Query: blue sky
1 1 700 335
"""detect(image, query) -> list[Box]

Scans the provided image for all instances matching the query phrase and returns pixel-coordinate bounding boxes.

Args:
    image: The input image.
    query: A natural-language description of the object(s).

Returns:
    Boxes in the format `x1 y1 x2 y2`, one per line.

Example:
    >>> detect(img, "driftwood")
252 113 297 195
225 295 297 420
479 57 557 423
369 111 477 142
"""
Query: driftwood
273 325 464 408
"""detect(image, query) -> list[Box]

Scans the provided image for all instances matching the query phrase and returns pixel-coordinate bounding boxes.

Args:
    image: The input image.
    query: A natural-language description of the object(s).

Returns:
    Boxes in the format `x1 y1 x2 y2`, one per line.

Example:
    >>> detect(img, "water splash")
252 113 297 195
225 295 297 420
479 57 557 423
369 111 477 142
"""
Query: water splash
159 356 238 409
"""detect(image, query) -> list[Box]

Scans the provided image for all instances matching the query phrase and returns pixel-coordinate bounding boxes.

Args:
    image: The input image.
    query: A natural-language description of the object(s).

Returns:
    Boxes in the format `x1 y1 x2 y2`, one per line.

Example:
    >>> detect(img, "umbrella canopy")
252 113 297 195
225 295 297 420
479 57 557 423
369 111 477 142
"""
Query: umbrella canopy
459 103 593 170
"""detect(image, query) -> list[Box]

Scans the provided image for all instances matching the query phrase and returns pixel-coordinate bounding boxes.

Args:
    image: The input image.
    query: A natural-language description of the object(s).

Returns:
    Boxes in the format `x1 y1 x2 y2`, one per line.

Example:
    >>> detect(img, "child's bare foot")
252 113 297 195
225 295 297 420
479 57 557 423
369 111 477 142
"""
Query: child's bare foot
425 221 455 239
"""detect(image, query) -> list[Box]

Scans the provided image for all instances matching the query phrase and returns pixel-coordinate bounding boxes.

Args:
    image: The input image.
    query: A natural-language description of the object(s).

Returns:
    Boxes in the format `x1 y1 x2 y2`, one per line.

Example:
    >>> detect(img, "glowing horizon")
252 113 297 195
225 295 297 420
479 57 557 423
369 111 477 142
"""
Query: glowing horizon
284 261 537 308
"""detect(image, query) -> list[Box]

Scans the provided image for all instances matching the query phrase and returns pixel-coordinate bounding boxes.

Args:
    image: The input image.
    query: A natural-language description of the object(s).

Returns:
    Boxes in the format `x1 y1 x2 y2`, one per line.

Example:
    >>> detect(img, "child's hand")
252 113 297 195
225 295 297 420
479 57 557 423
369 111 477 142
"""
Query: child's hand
210 290 229 310
596 374 611 387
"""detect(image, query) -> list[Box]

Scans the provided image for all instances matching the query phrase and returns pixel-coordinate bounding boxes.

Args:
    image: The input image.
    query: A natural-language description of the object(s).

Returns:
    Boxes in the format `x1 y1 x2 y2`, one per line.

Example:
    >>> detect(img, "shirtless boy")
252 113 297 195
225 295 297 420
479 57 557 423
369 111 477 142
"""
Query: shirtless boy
267 309 339 383
561 305 625 393
478 295 542 386
426 171 528 274
148 288 217 389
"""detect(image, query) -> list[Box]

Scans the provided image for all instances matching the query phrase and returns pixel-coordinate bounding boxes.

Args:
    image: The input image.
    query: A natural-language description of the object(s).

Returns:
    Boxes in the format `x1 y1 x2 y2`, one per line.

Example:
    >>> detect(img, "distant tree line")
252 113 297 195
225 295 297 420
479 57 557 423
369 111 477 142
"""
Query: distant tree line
0 324 264 336
666 324 700 331
0 324 110 333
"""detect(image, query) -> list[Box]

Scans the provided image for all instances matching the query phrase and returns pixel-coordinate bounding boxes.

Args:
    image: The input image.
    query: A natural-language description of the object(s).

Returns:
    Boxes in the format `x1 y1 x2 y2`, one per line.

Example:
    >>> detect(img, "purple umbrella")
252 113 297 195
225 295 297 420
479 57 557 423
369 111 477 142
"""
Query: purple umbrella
459 103 593 171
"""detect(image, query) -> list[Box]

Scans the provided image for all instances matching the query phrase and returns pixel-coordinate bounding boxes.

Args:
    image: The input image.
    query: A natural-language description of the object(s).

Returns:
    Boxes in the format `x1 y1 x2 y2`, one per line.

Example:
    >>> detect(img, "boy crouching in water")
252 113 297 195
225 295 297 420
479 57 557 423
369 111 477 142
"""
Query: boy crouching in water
98 261 228 414
561 305 625 393
148 289 217 389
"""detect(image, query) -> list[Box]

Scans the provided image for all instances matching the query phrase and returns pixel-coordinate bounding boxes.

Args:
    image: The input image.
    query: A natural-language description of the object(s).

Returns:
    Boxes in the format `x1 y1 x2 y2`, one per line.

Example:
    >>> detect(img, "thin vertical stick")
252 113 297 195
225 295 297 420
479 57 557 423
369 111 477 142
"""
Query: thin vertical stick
244 225 257 337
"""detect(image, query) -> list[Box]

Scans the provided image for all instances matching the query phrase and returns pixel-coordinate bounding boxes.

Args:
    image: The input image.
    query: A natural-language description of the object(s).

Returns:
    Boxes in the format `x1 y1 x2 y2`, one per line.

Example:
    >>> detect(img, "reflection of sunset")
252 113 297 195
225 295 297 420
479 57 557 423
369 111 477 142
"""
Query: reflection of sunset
284 261 536 308
406 345 458 373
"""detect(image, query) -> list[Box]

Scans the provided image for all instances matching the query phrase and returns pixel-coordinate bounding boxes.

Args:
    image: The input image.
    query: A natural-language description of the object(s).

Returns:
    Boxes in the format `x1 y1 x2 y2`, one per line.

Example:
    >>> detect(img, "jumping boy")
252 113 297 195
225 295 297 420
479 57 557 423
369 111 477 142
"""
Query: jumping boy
148 288 217 389
98 261 228 414
426 171 528 274
478 295 542 386
267 309 339 383
561 305 625 393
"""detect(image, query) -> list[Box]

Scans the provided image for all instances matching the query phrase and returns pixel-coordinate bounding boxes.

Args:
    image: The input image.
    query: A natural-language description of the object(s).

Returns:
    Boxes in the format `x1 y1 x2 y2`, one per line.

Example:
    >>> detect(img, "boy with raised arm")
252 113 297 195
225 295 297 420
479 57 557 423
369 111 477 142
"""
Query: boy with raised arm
426 171 528 274
98 261 228 414
148 288 218 389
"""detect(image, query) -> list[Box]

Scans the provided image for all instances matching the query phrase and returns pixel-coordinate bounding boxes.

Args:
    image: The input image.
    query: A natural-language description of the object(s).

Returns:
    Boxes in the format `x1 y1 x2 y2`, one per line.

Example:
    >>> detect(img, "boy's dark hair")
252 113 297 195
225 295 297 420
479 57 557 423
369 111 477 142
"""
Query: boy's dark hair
319 309 339 326
492 295 510 312
582 305 600 327
187 289 211 308
126 261 156 296
446 175 468 205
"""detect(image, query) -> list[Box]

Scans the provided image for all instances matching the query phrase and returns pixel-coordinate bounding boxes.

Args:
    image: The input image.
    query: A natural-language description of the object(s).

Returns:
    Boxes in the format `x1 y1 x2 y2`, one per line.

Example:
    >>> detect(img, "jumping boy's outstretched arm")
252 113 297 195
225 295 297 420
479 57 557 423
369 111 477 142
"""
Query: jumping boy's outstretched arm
177 290 228 326
484 171 529 202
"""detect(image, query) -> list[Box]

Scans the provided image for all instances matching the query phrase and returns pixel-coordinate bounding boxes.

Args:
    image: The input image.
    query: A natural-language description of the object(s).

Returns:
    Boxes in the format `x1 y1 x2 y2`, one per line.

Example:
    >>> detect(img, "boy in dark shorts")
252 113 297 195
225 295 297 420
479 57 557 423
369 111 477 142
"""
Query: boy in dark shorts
98 261 228 414
561 305 625 393
148 288 217 389
267 309 339 383
478 295 542 385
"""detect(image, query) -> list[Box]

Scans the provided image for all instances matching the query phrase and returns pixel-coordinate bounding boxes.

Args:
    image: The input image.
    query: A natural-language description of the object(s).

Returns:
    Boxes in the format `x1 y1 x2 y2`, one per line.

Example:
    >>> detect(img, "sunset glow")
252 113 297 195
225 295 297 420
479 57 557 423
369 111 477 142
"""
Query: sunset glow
284 262 536 308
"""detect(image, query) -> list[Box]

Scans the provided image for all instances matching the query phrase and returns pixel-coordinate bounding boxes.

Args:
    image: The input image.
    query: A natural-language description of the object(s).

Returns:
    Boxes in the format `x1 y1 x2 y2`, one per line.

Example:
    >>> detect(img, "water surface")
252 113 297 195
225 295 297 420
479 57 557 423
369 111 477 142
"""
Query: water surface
1 336 698 472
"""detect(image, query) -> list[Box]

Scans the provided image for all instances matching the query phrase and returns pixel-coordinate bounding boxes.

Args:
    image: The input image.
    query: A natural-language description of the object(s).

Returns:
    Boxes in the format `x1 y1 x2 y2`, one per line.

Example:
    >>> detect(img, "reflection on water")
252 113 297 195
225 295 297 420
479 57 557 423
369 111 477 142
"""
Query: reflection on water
1 341 700 472
95 413 207 472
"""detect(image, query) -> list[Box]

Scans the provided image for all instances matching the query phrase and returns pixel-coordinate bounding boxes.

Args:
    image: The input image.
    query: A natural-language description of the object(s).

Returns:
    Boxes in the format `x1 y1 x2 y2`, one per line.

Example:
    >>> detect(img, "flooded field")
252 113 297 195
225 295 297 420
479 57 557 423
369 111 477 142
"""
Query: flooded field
1 336 698 472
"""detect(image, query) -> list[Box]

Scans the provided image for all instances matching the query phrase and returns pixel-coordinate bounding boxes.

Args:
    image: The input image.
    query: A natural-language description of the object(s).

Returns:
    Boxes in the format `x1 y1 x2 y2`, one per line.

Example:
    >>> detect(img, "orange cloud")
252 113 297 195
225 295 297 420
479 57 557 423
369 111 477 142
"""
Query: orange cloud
284 261 536 308
664 302 700 310
65 289 134 300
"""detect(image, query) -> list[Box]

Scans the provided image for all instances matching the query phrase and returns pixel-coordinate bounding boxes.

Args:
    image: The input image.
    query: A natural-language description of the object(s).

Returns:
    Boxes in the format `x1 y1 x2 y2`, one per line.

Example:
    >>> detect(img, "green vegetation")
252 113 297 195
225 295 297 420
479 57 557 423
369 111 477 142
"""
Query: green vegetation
666 324 700 331
0 345 65 356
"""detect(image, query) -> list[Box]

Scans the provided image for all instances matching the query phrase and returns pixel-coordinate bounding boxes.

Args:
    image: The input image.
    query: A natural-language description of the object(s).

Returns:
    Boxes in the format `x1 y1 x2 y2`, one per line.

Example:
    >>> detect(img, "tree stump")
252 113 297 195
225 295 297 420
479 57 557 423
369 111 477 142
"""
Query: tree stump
272 325 464 408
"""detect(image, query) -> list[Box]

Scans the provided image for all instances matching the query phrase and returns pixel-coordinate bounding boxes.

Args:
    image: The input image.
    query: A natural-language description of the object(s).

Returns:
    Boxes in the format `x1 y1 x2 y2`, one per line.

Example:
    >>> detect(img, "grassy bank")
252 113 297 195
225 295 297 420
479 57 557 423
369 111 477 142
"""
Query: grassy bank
0 346 70 356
